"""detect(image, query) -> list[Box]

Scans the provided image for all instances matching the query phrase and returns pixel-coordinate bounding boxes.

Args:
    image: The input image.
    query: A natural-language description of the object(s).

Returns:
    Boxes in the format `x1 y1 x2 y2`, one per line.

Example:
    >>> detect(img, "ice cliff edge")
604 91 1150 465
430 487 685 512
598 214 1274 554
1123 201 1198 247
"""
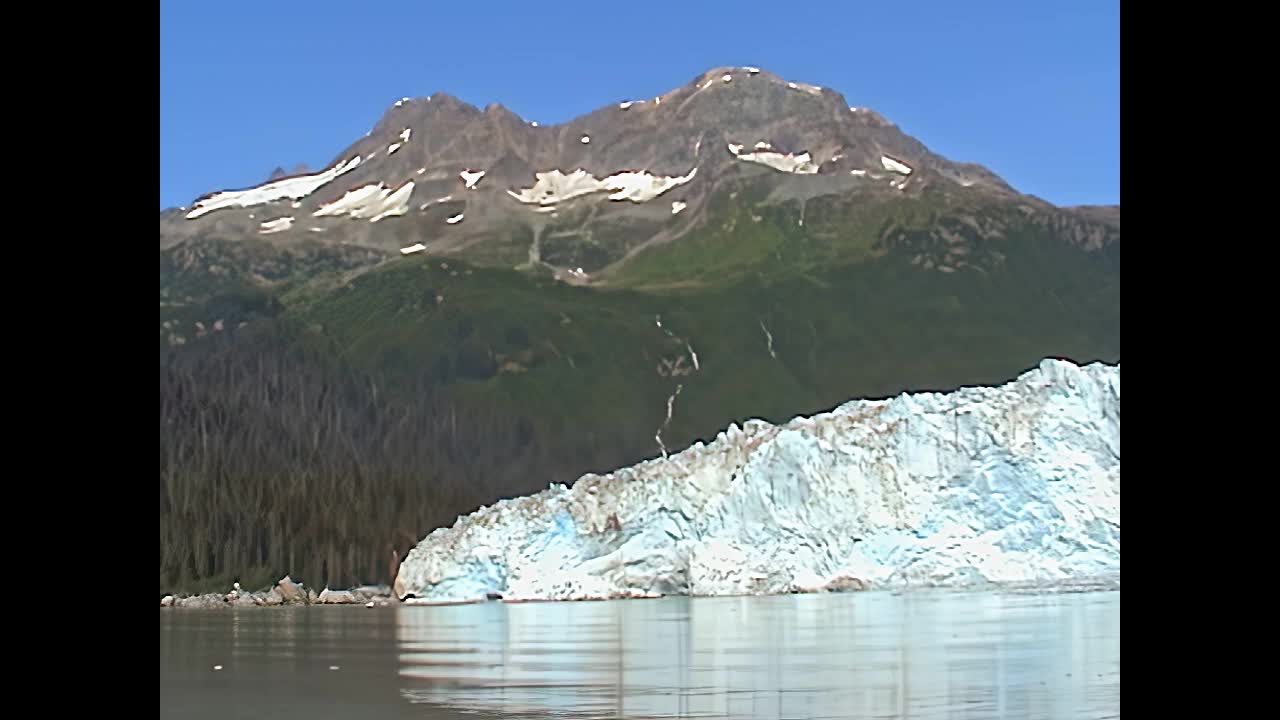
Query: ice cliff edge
395 359 1120 602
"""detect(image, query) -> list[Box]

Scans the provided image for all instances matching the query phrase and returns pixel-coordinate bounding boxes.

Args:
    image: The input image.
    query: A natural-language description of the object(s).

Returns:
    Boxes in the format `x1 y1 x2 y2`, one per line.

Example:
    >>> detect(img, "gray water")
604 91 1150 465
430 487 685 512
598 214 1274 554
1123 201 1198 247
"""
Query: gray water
160 589 1119 719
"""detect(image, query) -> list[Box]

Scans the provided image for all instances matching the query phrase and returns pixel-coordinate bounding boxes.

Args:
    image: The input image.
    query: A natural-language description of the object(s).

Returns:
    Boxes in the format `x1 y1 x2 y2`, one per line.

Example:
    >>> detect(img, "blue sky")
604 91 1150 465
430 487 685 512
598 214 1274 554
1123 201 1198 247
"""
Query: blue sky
160 0 1118 210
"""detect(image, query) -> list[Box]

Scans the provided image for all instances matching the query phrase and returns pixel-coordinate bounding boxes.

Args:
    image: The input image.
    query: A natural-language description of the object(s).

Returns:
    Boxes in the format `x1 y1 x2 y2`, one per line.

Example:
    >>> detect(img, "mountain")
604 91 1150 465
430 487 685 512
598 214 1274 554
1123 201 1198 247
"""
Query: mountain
158 66 1120 594
395 359 1120 602
159 66 1110 270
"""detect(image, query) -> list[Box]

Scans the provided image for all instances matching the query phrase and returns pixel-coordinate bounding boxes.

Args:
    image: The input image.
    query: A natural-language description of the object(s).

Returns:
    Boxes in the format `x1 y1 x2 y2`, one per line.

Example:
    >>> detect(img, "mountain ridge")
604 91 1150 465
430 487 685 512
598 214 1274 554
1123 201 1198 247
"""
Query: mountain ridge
161 65 1107 279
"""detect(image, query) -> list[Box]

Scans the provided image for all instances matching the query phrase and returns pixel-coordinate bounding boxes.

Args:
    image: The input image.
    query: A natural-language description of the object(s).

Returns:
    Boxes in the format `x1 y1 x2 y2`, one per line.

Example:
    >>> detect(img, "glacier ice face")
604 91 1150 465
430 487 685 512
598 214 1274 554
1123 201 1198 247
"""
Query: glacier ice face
395 359 1120 602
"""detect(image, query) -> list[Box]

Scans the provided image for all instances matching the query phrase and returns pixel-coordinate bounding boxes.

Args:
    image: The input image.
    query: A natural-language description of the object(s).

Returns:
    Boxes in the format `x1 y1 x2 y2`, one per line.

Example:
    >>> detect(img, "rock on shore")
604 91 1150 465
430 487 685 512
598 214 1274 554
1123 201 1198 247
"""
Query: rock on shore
162 577 393 609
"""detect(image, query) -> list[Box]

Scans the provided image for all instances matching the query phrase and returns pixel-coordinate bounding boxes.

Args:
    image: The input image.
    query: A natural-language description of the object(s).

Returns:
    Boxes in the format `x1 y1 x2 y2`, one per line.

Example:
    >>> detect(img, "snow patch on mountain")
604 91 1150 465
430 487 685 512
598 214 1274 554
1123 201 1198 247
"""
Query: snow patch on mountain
507 168 697 206
313 180 415 222
258 216 294 234
460 170 486 190
185 156 361 219
604 168 698 202
729 142 819 174
395 360 1120 603
787 81 824 96
881 155 913 175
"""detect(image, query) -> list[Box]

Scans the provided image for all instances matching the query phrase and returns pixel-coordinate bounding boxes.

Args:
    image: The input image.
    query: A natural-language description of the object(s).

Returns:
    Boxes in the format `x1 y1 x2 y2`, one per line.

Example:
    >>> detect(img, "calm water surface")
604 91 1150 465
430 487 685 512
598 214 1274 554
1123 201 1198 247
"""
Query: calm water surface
160 589 1119 719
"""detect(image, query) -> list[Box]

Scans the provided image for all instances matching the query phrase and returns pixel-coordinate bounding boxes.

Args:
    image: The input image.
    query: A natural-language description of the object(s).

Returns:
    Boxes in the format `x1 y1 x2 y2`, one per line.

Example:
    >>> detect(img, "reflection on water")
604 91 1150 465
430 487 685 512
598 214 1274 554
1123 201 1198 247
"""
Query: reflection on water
397 590 1119 719
160 590 1118 719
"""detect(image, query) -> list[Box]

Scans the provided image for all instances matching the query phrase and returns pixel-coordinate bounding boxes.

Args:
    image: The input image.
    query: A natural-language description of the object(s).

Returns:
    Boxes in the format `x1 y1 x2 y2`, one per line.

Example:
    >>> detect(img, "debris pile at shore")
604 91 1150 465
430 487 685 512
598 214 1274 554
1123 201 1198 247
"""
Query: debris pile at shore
160 576 394 609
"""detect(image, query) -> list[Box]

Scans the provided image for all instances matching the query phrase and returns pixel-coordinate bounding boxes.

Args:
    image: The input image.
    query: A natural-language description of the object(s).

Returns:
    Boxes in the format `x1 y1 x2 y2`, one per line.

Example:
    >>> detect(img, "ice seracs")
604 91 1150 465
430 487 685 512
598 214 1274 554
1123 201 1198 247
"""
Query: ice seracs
185 156 361 219
395 360 1120 602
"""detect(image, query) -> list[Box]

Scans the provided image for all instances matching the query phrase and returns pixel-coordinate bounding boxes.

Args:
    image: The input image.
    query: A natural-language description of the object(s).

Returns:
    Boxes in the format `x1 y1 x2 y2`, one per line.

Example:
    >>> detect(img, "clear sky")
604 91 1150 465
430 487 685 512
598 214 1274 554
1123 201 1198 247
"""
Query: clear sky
160 0 1118 210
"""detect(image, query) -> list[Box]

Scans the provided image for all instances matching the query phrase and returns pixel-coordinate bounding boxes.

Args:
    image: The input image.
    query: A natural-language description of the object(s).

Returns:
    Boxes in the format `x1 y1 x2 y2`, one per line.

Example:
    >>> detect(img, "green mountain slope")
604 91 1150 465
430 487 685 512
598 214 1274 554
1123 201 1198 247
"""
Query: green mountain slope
159 181 1118 593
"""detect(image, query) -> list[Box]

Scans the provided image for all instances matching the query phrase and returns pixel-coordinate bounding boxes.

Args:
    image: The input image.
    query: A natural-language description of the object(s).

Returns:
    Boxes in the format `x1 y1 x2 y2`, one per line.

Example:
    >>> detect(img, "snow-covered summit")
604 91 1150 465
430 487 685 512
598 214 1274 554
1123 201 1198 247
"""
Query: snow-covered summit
395 359 1120 602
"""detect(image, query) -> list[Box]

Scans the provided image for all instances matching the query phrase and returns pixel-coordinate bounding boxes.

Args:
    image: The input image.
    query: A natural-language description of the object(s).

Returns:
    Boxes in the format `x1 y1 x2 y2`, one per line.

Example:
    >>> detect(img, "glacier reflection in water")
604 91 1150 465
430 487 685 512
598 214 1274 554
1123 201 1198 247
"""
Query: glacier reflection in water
397 589 1119 719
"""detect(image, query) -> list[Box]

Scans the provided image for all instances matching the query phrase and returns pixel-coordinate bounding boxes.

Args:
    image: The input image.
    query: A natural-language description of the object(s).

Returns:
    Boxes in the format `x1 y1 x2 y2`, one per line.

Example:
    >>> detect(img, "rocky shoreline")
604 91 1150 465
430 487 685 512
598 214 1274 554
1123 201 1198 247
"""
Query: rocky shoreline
160 575 395 609
161 573 1119 609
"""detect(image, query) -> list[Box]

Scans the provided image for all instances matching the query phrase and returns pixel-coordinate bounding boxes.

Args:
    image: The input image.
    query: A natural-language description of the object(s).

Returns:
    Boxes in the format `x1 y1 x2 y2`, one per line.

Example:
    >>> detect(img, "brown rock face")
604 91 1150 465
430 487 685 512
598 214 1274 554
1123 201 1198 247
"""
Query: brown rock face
824 576 868 592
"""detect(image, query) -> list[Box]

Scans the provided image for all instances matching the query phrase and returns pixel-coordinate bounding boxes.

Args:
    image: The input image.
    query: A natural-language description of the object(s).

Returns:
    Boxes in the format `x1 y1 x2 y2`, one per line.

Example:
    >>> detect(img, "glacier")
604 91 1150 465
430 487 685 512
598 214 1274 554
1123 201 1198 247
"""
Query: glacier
395 359 1120 603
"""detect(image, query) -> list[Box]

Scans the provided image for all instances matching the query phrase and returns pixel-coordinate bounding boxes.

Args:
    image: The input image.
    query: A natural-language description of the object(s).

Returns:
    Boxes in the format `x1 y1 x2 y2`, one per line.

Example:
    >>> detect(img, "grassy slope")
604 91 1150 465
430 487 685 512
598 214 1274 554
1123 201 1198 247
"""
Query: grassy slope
283 195 1119 452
